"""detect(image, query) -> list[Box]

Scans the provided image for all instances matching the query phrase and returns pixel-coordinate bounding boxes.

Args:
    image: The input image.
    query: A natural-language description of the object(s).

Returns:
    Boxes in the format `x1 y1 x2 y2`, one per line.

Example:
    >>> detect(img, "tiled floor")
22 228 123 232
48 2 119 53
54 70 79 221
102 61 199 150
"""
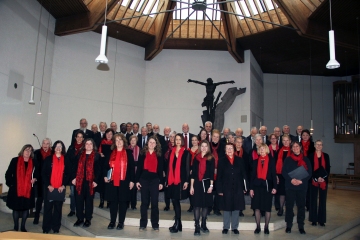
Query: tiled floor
1 187 360 239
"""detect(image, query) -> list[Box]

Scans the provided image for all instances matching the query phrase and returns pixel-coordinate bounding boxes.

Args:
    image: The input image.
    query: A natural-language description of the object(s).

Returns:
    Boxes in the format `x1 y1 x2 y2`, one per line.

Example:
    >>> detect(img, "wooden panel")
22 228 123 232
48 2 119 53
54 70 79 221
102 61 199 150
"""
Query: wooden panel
37 0 89 19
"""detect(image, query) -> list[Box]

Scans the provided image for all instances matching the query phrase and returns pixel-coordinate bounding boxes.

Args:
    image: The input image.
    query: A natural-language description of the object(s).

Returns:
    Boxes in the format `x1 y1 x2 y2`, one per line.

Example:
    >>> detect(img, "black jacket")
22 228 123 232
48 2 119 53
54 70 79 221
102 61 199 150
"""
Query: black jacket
250 154 277 191
282 155 312 191
42 155 71 189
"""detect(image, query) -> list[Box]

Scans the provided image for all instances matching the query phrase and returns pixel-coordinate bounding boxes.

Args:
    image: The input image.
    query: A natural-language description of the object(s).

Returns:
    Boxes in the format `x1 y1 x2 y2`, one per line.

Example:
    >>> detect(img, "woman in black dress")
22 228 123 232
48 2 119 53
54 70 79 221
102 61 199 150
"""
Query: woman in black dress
98 128 114 208
163 131 176 211
103 133 135 230
42 140 70 234
66 130 84 217
167 133 190 233
268 133 280 211
72 138 101 228
190 140 214 236
275 134 291 216
5 144 38 232
217 142 247 235
309 140 330 227
250 143 277 234
136 136 163 231
282 141 312 234
128 135 140 210
33 138 52 224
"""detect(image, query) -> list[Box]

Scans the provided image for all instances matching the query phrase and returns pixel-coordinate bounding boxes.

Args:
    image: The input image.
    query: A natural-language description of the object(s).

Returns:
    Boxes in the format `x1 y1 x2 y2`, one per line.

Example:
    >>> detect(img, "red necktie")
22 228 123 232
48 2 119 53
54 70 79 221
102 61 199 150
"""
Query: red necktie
184 134 188 149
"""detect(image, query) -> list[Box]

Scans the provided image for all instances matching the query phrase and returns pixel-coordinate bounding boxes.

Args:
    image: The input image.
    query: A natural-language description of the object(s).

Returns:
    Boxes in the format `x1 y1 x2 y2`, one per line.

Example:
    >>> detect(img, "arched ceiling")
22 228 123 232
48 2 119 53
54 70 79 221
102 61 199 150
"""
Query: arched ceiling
38 0 360 76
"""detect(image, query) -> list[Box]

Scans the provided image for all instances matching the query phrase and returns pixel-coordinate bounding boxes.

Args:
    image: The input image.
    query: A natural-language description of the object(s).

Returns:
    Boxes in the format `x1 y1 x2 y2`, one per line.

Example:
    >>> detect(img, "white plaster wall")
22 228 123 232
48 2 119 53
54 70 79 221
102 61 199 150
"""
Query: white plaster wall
143 50 251 134
249 51 264 130
0 0 55 191
47 32 146 148
264 73 354 174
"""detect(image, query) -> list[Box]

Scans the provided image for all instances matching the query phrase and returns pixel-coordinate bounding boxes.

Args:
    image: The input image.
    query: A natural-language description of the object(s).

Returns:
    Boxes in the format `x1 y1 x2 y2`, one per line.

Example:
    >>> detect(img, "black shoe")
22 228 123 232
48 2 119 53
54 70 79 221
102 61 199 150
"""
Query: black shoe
99 201 104 209
153 227 159 231
285 227 291 233
264 228 269 234
116 223 124 230
53 230 59 234
254 228 261 234
43 230 48 234
131 207 137 210
20 227 27 232
139 227 146 231
299 229 306 234
214 210 222 216
277 209 283 216
33 214 39 224
194 221 201 236
73 219 84 227
83 220 91 228
232 229 240 234
319 223 325 227
14 224 19 231
311 222 317 226
169 218 182 233
200 217 209 233
239 210 244 217
108 222 115 229
68 211 75 217
222 229 228 234
275 207 279 211
106 202 110 208
187 206 193 212
164 206 170 211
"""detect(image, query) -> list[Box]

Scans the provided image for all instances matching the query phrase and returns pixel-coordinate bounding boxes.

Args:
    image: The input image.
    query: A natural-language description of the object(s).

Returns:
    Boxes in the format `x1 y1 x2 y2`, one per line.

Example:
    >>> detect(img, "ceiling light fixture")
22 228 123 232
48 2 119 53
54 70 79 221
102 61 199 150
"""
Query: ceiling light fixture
95 0 109 64
326 0 340 69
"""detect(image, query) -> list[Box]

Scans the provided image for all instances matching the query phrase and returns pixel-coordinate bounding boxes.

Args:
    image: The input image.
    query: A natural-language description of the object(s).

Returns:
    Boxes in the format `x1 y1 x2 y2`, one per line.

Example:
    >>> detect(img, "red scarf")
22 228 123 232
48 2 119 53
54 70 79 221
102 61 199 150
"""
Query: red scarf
196 153 207 181
168 147 185 185
290 152 308 170
16 157 33 198
276 146 290 174
50 155 65 188
188 148 197 165
109 149 127 187
235 148 243 157
269 144 279 158
257 154 269 180
76 151 95 195
74 142 83 156
301 140 310 156
227 155 234 165
40 148 51 160
144 151 158 173
99 139 112 154
211 143 219 180
128 145 139 161
164 142 174 160
312 152 326 190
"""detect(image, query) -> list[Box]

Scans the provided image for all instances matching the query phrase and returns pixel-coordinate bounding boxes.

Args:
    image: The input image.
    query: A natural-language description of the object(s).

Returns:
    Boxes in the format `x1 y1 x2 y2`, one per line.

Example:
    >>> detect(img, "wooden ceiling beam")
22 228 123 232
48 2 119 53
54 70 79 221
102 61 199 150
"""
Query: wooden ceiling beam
144 0 176 60
54 0 119 36
218 0 244 63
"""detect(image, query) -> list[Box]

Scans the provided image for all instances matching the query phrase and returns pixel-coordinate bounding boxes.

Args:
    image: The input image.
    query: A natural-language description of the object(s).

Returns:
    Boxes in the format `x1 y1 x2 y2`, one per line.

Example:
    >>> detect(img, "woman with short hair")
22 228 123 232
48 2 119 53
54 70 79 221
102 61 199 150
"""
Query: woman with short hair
217 143 247 235
250 143 277 234
42 140 70 234
104 133 135 230
167 133 190 233
282 141 312 234
190 140 214 236
5 144 38 232
72 138 100 228
136 136 163 231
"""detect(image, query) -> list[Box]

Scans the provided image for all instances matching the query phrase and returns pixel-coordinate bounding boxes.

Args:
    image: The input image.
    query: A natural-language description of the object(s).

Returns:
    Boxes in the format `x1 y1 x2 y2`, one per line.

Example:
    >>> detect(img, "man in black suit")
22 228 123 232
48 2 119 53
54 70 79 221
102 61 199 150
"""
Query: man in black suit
274 126 282 148
182 123 194 149
280 125 297 143
125 122 133 143
204 121 213 142
110 122 118 133
161 126 171 157
220 127 230 145
260 125 271 145
137 126 149 149
243 127 258 155
146 122 153 135
94 122 107 148
295 125 303 142
235 128 246 140
71 118 94 146
91 124 98 134
132 122 140 138
120 123 127 134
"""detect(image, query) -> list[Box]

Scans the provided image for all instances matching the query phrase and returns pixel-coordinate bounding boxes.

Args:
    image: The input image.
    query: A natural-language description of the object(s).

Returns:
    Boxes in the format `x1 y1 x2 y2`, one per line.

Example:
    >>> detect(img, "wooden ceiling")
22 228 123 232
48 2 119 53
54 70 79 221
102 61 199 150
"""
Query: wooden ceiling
38 0 360 76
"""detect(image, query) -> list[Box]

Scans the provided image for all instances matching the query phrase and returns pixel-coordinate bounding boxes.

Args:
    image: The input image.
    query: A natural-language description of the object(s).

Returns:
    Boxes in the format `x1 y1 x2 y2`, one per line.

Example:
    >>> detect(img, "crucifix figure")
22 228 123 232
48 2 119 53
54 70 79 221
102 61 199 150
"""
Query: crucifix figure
188 78 235 123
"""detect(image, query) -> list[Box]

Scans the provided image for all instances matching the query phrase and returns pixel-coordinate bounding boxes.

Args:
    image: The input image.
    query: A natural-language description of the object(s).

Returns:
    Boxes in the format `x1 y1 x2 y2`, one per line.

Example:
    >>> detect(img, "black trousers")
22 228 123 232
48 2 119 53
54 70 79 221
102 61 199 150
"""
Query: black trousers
139 178 159 228
35 185 46 214
75 184 94 221
309 184 327 224
42 200 63 232
110 200 128 223
285 189 306 229
130 187 138 208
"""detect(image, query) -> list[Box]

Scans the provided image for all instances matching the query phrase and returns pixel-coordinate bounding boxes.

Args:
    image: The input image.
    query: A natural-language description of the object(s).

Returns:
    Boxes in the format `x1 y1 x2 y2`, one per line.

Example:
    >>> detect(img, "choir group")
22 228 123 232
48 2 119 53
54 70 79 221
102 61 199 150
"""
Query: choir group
5 118 330 236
